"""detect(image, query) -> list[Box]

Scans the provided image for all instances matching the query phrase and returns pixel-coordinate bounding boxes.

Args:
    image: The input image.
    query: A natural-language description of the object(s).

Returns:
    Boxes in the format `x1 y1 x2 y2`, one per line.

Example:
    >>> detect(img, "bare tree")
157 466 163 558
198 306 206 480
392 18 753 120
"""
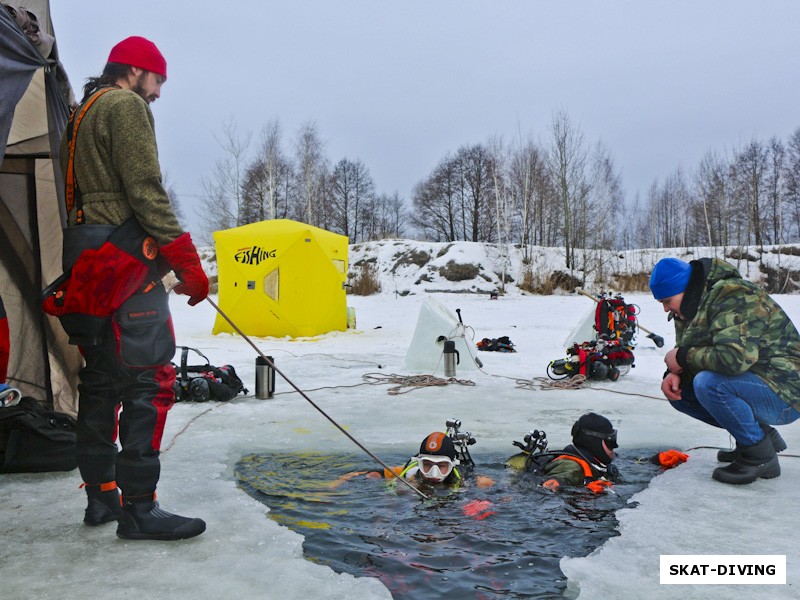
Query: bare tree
765 136 786 245
488 136 512 290
507 135 552 257
293 121 327 226
785 127 800 240
260 120 286 220
730 139 768 248
371 192 407 239
546 109 588 270
646 168 692 249
454 144 496 242
694 150 731 247
198 118 251 243
240 158 270 224
329 157 375 242
411 154 460 241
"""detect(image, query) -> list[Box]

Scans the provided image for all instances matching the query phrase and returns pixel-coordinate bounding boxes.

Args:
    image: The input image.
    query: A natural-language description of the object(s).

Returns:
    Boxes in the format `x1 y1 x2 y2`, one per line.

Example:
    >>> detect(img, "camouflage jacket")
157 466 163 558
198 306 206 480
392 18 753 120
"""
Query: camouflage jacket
674 258 800 409
59 87 183 245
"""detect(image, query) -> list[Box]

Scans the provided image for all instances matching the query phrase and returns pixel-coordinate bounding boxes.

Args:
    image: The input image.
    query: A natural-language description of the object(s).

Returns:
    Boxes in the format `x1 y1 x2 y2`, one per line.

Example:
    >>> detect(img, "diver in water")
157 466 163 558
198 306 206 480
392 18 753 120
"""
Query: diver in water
507 412 620 493
330 419 492 489
394 430 467 485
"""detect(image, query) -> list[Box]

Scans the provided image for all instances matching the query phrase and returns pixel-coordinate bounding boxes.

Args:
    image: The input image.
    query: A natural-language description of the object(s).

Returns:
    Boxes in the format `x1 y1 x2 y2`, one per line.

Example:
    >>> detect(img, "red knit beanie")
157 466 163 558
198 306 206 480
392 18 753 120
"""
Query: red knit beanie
108 36 167 79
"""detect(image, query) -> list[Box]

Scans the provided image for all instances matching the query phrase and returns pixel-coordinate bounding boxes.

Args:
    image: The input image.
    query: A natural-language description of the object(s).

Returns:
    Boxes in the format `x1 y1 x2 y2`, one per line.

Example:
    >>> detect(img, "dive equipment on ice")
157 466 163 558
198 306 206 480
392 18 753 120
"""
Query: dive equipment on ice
172 346 246 402
576 288 664 348
547 291 638 381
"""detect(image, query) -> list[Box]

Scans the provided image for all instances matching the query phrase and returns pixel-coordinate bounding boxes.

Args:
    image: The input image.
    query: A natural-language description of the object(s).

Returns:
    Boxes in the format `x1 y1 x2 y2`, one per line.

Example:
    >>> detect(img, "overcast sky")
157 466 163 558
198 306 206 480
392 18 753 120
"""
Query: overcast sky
50 1 800 231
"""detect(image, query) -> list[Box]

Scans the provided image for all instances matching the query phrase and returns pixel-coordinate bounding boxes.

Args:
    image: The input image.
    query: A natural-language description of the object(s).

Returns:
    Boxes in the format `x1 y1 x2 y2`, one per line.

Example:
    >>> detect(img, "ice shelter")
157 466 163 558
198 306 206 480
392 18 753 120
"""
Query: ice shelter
0 1 80 416
213 219 349 338
405 296 483 374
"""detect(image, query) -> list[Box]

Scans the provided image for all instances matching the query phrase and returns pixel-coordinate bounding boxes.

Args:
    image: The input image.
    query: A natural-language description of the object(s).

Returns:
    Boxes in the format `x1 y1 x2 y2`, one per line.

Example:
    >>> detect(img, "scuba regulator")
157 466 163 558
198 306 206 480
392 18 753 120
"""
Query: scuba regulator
512 429 549 471
445 418 476 468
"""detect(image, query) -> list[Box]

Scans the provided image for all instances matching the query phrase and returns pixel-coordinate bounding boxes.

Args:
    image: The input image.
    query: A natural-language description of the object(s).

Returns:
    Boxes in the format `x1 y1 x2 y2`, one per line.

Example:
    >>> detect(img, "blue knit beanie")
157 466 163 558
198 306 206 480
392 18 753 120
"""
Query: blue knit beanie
649 258 691 300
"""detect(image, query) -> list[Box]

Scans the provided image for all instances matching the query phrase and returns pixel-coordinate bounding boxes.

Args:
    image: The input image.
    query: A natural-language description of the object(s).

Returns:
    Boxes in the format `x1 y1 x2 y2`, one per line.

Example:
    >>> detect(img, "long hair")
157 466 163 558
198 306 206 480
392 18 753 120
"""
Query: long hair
81 62 131 101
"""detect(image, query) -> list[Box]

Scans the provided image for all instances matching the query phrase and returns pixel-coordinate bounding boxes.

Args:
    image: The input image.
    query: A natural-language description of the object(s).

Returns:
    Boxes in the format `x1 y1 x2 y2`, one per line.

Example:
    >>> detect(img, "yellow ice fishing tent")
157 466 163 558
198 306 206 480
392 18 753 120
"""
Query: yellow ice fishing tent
212 219 348 337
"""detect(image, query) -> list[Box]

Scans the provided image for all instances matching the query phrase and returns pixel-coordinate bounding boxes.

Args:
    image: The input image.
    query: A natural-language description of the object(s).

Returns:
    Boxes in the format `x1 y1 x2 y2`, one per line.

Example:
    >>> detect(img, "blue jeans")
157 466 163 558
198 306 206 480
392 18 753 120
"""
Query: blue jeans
671 371 800 446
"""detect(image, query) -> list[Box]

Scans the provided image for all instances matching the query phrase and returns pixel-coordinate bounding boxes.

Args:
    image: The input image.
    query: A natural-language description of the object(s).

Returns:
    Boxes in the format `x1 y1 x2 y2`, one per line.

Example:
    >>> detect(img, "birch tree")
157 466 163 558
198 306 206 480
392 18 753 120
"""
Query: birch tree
547 110 588 270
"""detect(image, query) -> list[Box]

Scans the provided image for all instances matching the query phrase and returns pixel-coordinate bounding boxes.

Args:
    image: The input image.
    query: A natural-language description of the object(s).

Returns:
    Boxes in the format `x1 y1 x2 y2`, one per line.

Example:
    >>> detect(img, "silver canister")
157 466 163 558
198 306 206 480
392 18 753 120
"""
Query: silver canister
255 356 275 399
443 340 459 378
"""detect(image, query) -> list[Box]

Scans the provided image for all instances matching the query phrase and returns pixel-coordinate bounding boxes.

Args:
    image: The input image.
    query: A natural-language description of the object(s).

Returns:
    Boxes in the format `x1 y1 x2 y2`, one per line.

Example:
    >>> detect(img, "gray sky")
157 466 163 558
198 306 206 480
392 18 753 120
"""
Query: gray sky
51 1 800 231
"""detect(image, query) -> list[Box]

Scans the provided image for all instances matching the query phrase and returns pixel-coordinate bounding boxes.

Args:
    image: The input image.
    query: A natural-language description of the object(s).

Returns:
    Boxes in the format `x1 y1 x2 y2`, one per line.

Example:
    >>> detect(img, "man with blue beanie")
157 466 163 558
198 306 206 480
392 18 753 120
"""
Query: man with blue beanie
650 257 800 485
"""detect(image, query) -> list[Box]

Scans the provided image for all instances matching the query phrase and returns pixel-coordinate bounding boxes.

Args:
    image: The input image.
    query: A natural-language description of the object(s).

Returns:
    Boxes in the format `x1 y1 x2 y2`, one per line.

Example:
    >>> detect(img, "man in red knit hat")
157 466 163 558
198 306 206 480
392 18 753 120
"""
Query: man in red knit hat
50 36 208 540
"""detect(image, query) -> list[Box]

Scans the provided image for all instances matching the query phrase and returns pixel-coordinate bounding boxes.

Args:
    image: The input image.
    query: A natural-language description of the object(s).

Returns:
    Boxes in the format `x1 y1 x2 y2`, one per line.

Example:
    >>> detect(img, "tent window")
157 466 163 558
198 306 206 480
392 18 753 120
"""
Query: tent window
263 268 279 301
332 259 345 274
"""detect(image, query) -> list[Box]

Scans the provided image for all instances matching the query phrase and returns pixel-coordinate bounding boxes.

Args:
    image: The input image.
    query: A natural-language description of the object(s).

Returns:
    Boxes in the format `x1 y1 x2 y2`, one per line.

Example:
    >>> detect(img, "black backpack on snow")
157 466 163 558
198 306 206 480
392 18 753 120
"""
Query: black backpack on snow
0 397 77 473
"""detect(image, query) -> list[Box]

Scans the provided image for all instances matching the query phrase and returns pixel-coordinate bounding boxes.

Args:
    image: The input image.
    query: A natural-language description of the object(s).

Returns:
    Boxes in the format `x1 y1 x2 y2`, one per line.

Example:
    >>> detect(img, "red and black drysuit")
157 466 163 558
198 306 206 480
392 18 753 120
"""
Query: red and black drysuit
44 86 207 502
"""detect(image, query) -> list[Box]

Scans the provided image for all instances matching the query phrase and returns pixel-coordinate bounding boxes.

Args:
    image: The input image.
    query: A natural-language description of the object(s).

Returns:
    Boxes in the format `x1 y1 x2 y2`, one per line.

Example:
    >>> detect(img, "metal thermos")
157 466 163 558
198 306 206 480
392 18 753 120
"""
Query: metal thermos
443 340 459 378
255 356 275 399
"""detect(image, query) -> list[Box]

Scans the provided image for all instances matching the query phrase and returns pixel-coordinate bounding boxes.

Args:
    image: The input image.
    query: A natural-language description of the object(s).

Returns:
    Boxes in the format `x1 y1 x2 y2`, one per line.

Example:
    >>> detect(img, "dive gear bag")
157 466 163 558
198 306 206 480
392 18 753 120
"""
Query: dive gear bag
0 397 77 473
172 346 247 402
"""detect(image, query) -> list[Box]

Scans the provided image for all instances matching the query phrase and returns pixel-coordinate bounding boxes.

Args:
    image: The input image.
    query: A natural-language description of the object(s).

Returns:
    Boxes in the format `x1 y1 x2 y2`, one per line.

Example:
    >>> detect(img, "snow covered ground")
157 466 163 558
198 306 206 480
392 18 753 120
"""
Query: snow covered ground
2 244 799 599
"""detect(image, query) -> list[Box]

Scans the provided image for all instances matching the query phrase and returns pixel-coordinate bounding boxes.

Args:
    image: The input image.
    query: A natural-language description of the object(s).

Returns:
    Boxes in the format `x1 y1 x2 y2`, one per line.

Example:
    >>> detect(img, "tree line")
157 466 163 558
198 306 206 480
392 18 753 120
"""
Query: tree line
197 118 406 247
627 131 800 252
196 112 800 272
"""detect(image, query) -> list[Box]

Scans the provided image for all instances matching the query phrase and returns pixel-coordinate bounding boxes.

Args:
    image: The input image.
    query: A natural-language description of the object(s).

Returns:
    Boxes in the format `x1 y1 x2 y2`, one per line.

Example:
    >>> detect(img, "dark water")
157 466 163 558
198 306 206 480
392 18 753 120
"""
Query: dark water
235 451 659 599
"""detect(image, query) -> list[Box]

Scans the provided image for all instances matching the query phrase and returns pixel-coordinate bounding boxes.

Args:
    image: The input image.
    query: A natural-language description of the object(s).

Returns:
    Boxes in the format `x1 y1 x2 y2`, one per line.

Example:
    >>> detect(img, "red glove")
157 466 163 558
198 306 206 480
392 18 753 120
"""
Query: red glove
159 233 209 306
657 449 689 469
542 479 560 491
586 480 613 494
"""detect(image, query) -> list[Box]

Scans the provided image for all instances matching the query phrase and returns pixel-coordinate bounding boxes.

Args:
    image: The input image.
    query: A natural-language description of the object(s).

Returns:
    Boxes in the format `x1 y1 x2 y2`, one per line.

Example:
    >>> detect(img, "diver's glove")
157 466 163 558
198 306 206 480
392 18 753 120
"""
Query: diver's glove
650 449 689 469
160 233 209 306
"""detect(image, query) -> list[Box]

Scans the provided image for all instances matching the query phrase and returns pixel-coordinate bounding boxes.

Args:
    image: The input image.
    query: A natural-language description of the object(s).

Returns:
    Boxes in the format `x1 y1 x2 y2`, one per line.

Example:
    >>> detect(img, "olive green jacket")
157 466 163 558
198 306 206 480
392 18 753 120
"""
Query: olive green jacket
59 87 183 245
541 455 587 486
675 258 800 409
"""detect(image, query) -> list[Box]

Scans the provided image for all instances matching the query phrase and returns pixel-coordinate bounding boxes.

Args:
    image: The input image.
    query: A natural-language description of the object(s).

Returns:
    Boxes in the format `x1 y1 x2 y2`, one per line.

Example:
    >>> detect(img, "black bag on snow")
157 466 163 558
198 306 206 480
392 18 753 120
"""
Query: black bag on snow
476 336 516 352
0 397 77 473
172 346 247 402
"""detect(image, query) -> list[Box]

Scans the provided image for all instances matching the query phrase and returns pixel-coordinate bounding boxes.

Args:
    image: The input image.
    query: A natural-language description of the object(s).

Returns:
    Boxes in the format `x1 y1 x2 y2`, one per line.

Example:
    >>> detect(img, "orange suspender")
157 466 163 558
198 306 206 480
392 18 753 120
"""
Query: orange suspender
65 87 115 223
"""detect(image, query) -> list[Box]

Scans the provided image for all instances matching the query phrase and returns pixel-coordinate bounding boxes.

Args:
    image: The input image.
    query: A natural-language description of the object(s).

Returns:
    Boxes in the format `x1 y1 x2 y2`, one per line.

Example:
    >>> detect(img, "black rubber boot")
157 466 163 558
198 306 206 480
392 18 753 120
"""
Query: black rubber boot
712 434 780 485
116 495 206 541
83 483 122 526
717 424 786 462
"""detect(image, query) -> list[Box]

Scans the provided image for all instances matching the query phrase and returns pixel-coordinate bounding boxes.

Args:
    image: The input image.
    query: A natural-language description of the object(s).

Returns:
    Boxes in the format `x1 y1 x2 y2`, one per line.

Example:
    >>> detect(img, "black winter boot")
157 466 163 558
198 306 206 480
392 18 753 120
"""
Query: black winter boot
116 495 206 541
717 424 787 462
83 482 122 526
712 434 780 485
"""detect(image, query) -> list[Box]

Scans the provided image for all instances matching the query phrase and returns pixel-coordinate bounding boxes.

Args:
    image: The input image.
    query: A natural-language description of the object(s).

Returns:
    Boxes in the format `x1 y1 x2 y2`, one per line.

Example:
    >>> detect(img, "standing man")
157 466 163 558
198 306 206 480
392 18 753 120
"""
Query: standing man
650 257 800 485
56 36 208 540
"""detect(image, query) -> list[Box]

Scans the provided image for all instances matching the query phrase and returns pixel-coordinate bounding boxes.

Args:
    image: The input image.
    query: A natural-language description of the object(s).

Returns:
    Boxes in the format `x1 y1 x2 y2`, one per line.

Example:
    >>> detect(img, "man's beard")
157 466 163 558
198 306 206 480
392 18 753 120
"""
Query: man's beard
131 73 156 104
